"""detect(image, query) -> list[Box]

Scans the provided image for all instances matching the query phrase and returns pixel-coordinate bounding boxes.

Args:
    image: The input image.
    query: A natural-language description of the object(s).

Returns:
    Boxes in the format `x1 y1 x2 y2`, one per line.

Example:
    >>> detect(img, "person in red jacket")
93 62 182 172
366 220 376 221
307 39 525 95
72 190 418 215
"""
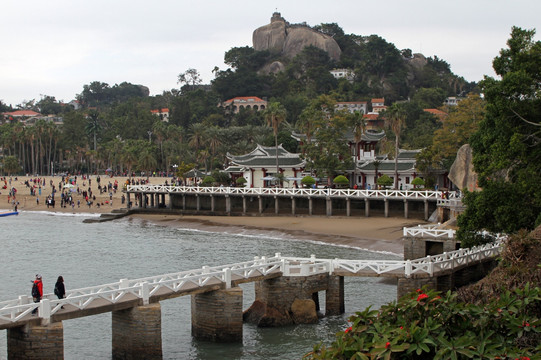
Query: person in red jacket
31 274 43 315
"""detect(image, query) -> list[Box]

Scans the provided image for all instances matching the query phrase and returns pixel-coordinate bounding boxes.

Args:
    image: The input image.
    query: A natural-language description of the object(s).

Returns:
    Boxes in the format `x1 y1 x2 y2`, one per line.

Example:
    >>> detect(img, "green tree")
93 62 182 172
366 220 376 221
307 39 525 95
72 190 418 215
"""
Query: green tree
300 95 353 183
385 103 407 189
2 155 20 175
458 27 541 245
263 101 287 176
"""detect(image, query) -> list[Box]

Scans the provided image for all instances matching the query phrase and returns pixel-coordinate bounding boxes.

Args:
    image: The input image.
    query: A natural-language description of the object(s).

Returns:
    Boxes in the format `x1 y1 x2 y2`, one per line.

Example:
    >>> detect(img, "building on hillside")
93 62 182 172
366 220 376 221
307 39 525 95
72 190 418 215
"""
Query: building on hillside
220 96 267 114
355 149 449 190
330 69 355 81
151 108 170 122
444 97 463 106
371 98 387 113
423 108 448 121
25 115 64 126
362 112 384 130
2 110 41 124
225 144 305 188
336 101 368 114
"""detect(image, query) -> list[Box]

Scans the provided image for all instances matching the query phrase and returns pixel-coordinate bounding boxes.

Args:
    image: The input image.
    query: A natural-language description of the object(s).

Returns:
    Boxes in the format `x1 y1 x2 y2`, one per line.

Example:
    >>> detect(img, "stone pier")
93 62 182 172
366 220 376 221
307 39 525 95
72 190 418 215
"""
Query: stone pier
191 287 243 342
112 303 162 359
244 274 344 327
7 322 64 360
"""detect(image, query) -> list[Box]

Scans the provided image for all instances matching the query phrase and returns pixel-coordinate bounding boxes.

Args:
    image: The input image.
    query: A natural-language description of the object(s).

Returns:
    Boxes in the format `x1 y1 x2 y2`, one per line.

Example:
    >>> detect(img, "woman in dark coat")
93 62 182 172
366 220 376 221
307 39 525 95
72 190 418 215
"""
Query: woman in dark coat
54 276 66 300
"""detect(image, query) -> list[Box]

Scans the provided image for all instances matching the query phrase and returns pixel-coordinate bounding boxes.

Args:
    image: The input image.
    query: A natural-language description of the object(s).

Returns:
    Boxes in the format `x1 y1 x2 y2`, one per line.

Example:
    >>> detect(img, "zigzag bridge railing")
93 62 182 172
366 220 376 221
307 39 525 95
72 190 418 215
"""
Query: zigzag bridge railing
0 237 503 329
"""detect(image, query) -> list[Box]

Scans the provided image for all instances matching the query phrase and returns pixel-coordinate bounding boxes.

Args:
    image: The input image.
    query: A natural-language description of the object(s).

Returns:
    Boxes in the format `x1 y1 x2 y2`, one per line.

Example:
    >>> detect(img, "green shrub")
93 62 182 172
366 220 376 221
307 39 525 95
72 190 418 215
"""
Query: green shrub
411 177 425 189
305 285 541 359
377 174 393 189
201 175 215 187
301 176 316 188
333 175 349 188
235 177 247 187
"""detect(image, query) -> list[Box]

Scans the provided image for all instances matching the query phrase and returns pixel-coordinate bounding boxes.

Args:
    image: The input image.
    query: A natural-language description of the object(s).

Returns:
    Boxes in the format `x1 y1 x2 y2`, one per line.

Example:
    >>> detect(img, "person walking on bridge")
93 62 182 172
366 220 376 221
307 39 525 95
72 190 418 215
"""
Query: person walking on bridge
31 274 43 315
54 276 66 308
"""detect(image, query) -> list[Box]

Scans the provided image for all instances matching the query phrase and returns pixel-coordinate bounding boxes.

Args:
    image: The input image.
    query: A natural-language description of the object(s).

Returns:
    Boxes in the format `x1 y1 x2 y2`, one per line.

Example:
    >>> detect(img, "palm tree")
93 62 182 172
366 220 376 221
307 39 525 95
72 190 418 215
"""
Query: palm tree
205 126 222 171
85 110 101 152
263 102 287 177
350 110 365 187
385 103 407 189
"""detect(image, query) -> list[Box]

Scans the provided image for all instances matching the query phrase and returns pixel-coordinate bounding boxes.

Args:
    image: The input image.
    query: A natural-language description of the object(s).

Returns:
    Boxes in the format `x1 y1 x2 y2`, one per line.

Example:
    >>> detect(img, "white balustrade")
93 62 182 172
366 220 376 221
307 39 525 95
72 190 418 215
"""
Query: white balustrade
126 185 452 201
0 238 503 326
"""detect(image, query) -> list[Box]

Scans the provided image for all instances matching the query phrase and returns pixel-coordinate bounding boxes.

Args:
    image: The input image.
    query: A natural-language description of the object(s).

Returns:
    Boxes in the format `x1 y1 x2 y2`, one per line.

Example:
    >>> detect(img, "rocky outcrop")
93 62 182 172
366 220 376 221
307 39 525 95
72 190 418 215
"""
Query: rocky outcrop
253 12 341 62
448 144 480 192
242 298 318 327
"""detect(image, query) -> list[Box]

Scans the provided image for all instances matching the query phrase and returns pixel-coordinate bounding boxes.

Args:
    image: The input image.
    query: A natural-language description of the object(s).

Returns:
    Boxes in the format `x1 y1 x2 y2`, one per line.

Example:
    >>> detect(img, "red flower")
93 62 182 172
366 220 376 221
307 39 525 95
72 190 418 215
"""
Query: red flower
416 289 423 293
345 326 352 334
399 326 403 330
416 293 429 301
385 342 391 349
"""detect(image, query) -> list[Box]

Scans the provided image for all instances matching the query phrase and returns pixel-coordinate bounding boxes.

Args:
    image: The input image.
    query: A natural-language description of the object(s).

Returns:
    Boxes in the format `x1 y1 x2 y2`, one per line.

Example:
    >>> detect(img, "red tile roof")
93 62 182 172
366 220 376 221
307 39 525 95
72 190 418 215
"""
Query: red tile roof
4 110 41 117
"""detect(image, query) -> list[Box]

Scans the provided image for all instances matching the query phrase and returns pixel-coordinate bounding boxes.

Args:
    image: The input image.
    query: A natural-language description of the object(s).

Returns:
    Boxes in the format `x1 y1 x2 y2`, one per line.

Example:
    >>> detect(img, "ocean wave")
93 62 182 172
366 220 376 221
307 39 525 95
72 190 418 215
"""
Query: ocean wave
20 210 101 218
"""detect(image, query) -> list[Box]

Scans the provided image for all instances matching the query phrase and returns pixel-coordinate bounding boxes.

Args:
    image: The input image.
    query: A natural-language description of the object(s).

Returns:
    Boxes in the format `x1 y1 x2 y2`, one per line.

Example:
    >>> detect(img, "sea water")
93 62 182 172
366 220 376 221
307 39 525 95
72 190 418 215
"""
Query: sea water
0 212 400 359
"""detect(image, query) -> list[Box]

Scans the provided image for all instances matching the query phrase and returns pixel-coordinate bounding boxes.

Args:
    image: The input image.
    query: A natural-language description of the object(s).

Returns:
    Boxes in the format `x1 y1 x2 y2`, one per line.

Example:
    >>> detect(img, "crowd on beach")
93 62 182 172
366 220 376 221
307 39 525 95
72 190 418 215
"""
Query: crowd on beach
0 173 176 213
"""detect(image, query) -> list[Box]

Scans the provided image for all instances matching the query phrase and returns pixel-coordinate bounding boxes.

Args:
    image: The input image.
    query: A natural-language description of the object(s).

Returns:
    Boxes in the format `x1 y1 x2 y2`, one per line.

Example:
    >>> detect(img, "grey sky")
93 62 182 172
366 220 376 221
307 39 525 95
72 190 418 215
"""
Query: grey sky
1 0 540 106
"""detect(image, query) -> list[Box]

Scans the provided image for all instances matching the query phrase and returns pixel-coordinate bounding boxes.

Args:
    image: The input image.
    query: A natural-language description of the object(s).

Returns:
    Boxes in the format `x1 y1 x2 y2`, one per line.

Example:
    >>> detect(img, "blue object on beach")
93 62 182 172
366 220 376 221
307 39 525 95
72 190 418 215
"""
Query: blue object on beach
0 211 18 217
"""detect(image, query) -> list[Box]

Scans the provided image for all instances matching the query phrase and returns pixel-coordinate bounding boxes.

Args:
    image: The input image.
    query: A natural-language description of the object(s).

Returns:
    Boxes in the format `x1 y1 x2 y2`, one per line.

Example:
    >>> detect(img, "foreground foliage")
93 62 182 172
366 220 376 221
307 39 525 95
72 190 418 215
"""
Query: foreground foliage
305 286 541 359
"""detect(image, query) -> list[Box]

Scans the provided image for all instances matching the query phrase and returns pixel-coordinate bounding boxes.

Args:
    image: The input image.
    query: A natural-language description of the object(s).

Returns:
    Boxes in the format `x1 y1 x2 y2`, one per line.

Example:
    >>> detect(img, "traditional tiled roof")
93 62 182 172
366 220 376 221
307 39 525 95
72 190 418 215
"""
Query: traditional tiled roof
371 98 384 104
358 160 416 172
227 144 304 168
292 129 385 143
397 149 422 160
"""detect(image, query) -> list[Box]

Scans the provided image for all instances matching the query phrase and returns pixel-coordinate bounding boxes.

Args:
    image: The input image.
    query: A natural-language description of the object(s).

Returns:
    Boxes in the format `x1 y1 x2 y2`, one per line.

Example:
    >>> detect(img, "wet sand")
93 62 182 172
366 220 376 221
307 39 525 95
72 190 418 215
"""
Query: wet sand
133 214 425 255
1 175 427 255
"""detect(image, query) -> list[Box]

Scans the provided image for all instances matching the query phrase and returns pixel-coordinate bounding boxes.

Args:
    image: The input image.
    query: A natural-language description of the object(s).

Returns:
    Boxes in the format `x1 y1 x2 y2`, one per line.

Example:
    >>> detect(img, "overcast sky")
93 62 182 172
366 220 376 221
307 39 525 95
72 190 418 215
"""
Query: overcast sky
1 0 540 106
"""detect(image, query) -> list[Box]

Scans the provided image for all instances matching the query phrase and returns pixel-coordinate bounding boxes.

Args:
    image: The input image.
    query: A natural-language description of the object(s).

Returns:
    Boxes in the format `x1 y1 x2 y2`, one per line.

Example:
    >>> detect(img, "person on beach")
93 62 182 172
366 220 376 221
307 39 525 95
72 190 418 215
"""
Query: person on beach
54 276 66 308
31 274 43 314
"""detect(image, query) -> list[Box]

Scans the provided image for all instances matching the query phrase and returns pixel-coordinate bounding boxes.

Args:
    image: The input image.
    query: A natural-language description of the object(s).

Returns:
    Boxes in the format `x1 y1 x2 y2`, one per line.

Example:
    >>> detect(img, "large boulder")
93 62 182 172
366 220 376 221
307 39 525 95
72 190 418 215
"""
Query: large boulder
290 298 318 324
253 12 341 63
253 13 288 53
448 144 480 192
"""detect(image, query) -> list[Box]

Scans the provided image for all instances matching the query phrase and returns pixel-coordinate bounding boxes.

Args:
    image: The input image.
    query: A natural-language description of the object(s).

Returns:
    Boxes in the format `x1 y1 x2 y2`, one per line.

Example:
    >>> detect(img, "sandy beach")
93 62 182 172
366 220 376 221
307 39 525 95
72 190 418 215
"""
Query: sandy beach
1 175 427 255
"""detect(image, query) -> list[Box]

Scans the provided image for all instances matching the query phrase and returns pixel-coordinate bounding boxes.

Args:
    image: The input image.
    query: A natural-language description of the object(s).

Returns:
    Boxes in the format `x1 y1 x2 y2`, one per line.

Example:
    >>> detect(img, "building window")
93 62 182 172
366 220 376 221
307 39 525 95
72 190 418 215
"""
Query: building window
406 177 410 184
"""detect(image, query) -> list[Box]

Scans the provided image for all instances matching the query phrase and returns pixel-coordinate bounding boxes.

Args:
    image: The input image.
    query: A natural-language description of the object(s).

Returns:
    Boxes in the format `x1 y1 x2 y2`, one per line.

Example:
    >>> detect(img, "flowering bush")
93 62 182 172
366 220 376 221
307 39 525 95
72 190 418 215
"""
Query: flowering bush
305 285 541 359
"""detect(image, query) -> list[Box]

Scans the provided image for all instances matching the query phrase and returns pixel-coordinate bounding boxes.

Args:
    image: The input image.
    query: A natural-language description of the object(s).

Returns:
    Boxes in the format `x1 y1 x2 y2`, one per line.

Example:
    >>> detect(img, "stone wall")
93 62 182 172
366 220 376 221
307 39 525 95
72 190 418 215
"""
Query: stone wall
7 322 64 360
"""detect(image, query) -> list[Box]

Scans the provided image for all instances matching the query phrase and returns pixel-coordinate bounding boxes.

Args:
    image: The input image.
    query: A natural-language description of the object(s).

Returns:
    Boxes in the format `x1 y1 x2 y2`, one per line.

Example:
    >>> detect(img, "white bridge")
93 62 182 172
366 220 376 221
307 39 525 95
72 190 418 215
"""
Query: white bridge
0 237 502 329
126 185 457 200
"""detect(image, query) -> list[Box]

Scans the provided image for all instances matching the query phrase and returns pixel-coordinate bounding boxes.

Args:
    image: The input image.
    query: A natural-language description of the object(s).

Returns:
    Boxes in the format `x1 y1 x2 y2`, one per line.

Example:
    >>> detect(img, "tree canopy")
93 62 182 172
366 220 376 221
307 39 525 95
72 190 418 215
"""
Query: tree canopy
457 27 541 246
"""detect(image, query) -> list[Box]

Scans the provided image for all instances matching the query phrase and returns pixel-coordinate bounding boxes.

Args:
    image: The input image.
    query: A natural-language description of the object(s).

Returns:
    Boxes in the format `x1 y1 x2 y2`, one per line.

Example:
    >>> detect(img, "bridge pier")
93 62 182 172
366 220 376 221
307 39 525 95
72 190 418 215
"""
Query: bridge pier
404 199 409 219
7 322 64 360
346 198 351 217
226 195 231 214
275 196 279 215
309 197 313 215
244 274 344 327
242 196 247 214
112 303 162 360
424 200 429 220
326 197 332 216
291 197 296 215
384 198 389 217
210 195 215 212
191 287 243 342
365 199 370 217
258 196 263 214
